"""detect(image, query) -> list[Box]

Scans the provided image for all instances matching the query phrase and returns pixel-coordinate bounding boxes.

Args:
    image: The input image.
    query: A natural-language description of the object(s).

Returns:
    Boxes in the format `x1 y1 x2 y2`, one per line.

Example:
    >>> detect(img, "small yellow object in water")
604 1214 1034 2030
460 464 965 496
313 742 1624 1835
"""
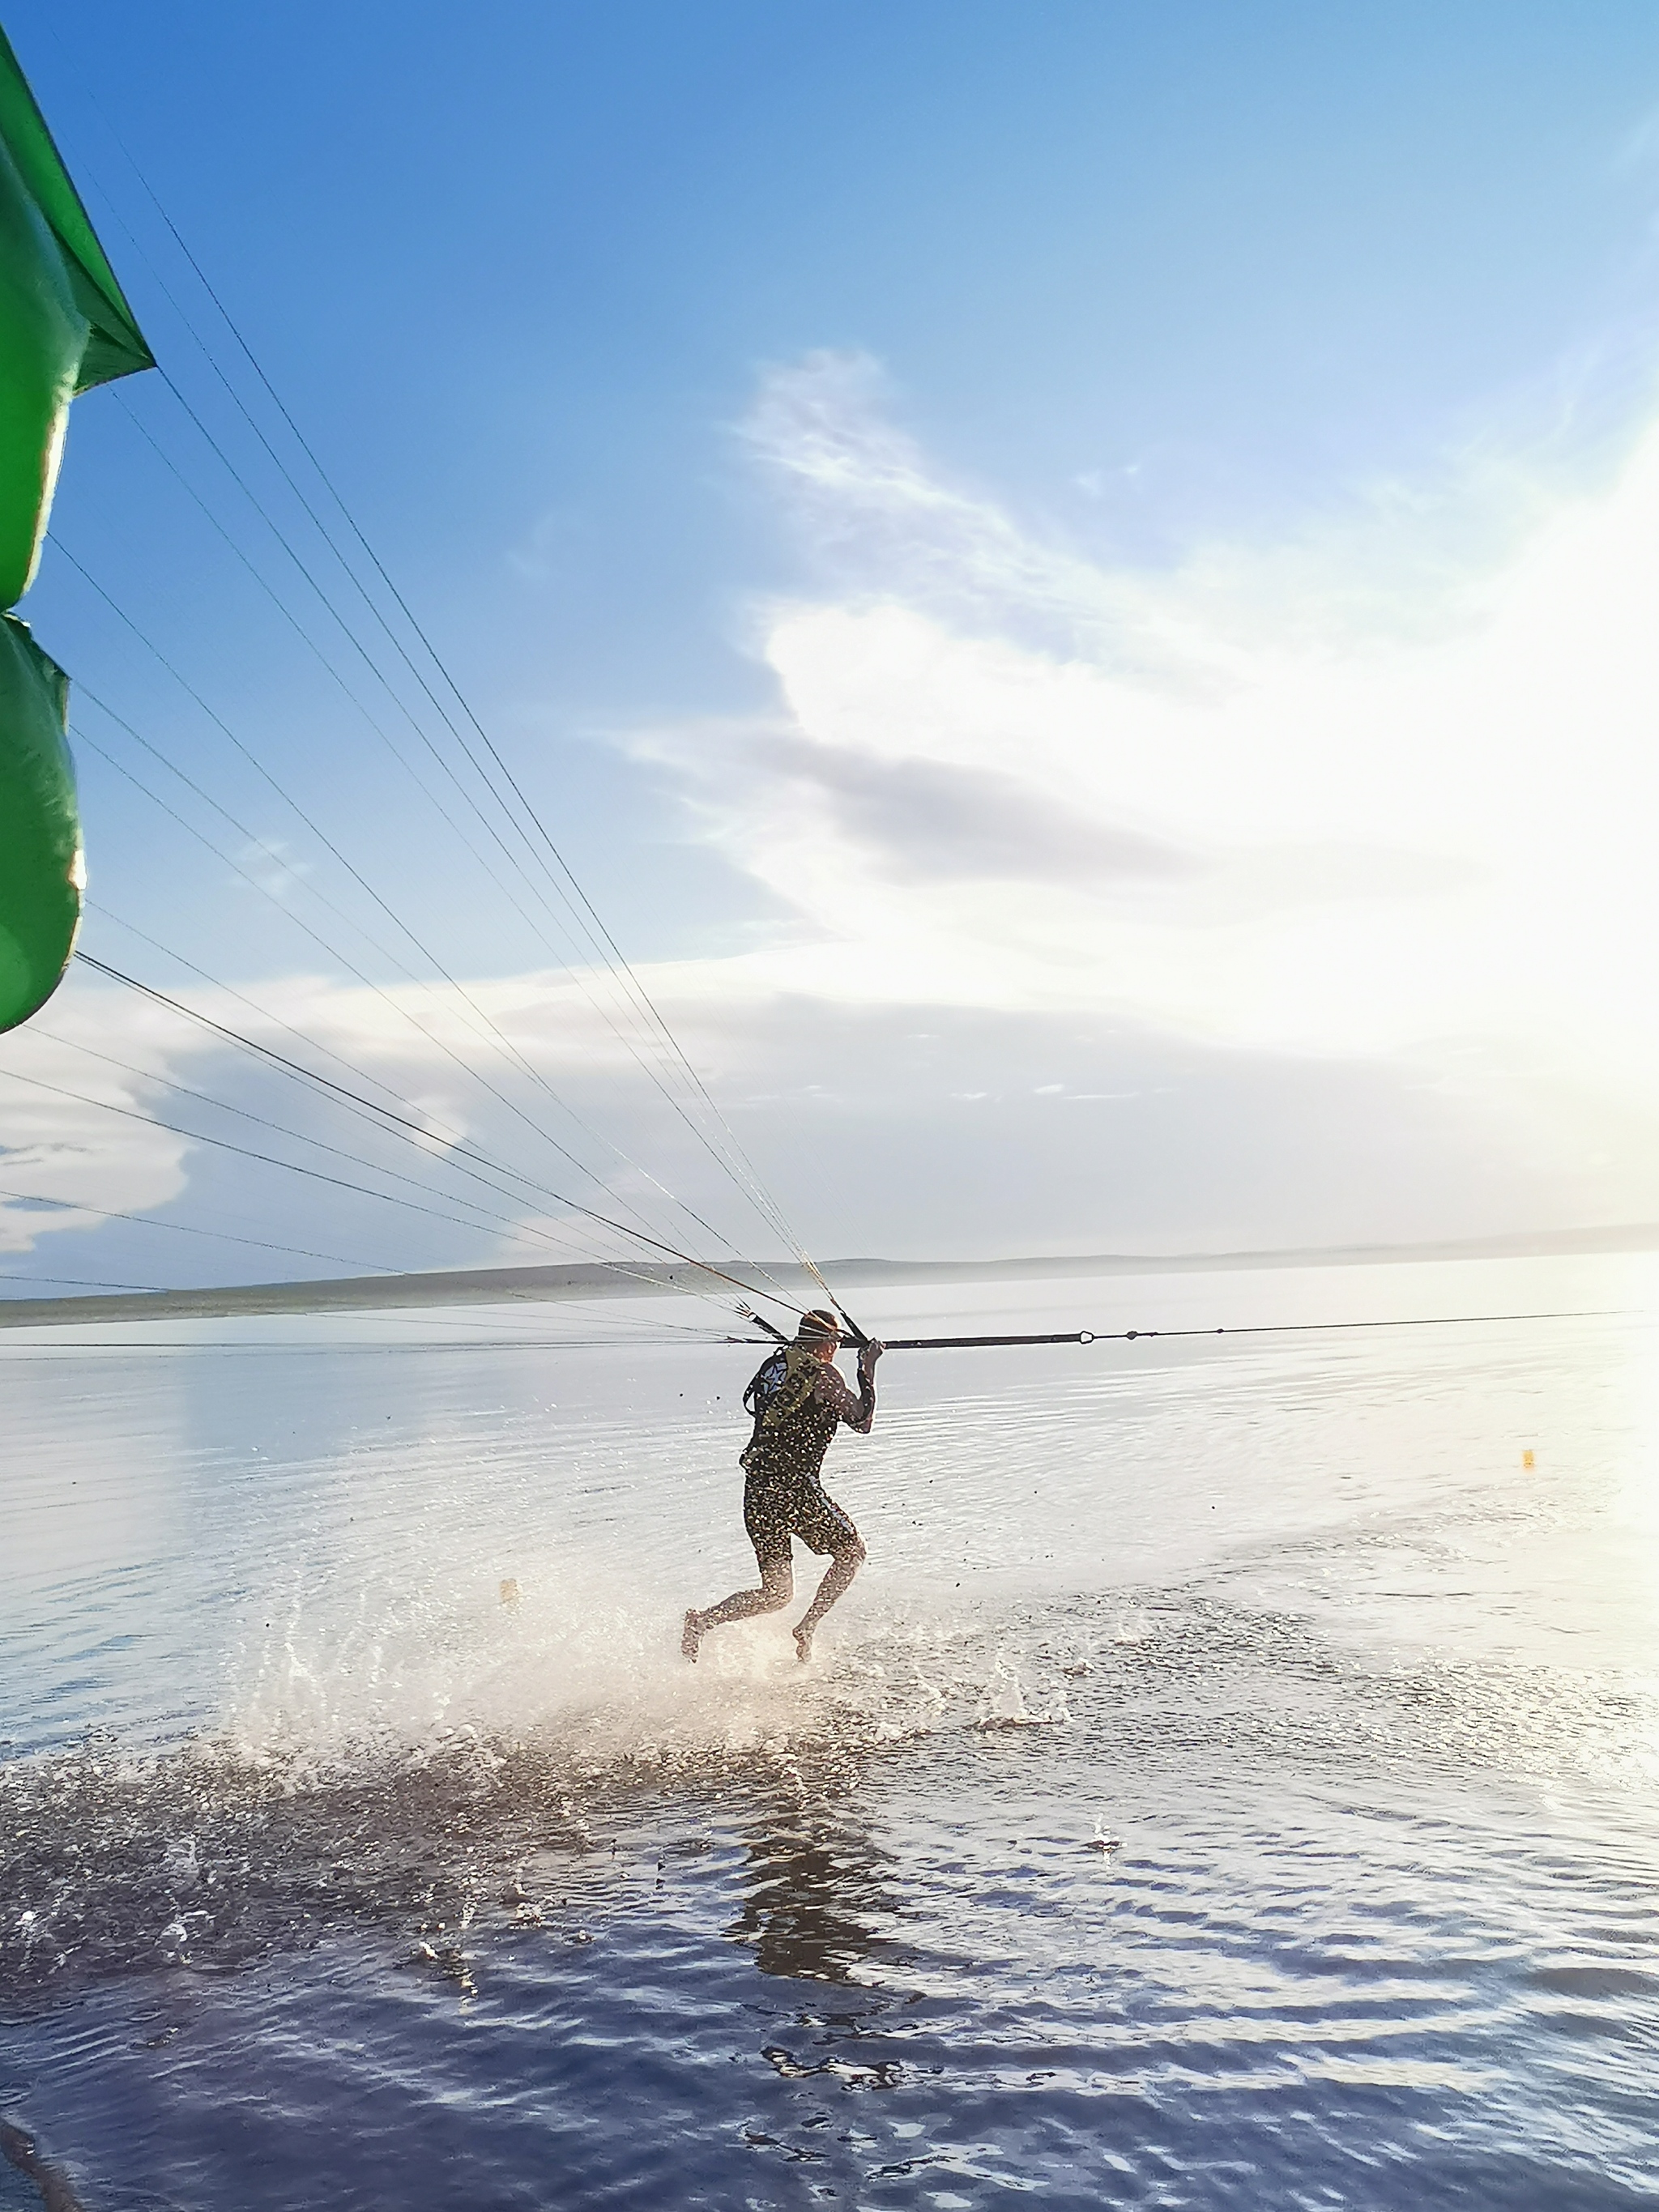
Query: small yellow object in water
500 1577 521 1609
1521 1449 1535 1470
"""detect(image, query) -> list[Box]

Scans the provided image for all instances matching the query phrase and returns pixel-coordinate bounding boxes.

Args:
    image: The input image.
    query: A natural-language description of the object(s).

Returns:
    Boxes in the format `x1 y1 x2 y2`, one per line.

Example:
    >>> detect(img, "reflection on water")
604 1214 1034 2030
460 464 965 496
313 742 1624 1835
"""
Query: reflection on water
728 1795 898 1983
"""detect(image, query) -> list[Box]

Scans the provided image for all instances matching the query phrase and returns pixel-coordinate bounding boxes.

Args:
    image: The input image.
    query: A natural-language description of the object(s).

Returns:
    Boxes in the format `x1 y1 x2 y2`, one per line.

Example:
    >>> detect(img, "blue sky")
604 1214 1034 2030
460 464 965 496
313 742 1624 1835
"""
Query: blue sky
6 2 1659 1290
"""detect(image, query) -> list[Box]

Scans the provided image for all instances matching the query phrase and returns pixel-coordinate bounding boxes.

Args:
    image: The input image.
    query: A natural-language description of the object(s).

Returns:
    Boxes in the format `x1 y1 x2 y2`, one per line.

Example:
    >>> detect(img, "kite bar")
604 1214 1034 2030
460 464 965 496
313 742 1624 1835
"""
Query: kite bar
725 1308 1615 1351
851 1329 1096 1349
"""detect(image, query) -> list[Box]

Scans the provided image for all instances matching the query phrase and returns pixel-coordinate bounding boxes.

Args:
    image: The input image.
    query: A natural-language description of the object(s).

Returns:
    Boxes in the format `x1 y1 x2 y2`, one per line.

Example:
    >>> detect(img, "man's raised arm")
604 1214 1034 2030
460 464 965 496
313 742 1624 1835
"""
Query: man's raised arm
817 1339 884 1433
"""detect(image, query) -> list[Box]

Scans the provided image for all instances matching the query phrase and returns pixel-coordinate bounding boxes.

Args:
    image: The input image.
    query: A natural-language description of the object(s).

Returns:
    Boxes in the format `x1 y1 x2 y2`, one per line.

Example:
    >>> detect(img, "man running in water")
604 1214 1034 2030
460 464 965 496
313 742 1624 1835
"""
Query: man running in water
683 1309 883 1664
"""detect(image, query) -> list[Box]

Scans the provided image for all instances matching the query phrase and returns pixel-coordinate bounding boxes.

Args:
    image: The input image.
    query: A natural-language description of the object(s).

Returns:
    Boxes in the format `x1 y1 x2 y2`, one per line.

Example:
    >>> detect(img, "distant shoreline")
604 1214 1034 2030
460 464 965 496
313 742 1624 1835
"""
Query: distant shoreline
2 1221 1656 1330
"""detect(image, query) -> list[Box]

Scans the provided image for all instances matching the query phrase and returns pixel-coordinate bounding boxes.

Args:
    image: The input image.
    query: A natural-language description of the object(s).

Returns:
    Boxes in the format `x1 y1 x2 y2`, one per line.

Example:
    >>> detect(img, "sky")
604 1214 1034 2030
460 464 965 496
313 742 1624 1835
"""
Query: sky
6 0 1659 1293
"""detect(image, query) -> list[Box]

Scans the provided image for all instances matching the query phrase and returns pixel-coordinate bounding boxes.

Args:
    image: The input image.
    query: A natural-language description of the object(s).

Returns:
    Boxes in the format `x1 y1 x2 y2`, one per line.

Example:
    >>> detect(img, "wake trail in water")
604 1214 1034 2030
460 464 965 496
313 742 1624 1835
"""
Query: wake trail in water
7 1566 1657 2008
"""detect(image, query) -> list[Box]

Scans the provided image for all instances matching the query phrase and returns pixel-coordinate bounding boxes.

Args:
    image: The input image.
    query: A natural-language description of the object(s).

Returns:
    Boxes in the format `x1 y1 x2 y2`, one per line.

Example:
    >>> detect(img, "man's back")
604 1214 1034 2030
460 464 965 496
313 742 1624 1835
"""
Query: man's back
747 1352 874 1485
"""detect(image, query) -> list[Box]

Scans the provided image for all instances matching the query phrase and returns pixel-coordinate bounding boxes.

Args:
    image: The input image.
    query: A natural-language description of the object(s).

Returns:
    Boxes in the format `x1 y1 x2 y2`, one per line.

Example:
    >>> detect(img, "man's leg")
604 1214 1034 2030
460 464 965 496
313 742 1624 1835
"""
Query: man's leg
792 1536 866 1663
682 1554 793 1660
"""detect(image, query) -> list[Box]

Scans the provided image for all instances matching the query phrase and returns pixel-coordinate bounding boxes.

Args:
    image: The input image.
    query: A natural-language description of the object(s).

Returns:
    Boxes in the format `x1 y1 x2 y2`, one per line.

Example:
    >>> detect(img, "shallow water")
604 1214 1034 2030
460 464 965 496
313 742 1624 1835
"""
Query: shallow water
3 1255 1658 2208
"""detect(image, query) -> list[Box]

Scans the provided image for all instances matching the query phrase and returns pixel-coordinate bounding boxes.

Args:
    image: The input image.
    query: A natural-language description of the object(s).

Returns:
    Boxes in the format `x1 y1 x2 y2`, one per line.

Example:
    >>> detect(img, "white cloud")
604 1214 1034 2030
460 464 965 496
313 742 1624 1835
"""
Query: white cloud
0 995 193 1254
11 350 1659 1273
652 352 1659 1225
233 838 313 903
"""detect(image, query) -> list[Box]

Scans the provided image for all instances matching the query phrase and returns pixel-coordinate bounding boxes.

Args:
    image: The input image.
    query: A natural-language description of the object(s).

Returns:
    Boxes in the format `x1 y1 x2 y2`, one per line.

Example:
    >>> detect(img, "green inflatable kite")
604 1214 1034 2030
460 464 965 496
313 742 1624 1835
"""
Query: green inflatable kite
0 24 152 1031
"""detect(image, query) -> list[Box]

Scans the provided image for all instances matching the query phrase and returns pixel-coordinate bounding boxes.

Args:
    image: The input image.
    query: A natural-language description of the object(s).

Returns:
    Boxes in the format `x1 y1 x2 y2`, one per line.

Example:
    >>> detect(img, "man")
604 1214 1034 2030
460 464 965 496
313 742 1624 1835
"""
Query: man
682 1309 884 1664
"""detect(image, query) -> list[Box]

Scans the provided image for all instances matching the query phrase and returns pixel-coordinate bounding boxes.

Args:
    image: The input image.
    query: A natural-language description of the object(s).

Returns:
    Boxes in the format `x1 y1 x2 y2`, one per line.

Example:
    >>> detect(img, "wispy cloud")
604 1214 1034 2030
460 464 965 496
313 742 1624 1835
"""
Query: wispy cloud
233 838 313 904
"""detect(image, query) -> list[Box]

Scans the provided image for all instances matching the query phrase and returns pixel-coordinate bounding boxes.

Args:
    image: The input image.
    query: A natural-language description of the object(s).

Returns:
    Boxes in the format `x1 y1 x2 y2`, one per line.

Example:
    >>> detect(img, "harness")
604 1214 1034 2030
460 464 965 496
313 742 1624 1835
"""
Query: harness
740 1342 827 1471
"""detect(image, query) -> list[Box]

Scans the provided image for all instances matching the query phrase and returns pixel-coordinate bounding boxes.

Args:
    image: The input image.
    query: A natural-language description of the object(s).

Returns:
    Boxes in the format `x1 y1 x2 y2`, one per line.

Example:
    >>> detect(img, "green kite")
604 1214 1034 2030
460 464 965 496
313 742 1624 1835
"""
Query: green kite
0 24 153 1031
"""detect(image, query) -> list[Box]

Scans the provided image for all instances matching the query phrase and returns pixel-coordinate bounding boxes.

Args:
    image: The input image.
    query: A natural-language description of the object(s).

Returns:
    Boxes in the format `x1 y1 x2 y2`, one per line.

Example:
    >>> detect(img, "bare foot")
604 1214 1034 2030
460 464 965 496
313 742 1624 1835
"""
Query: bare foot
792 1623 813 1664
681 1609 703 1662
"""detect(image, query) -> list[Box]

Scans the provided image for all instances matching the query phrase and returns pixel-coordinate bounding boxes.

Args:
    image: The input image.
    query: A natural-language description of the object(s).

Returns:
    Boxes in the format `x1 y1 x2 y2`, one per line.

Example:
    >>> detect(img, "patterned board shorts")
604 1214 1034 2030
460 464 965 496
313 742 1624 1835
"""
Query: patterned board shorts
743 1469 859 1568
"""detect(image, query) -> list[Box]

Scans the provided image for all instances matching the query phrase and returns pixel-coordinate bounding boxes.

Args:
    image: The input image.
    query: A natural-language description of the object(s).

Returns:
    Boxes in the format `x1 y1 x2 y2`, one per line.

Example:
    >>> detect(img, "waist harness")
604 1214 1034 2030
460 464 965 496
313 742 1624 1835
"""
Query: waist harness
740 1343 828 1472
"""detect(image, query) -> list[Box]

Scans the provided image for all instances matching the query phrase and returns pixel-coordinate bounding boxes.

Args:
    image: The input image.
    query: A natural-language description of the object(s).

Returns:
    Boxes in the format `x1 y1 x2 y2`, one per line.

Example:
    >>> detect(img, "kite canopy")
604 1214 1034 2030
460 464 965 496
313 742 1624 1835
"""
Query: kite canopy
0 27 154 607
0 26 153 1033
0 613 79 1031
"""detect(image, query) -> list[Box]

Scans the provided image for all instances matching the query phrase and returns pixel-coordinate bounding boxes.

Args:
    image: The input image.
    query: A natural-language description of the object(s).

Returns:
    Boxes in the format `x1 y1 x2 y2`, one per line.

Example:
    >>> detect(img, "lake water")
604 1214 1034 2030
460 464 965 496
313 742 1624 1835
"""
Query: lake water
3 1254 1658 2209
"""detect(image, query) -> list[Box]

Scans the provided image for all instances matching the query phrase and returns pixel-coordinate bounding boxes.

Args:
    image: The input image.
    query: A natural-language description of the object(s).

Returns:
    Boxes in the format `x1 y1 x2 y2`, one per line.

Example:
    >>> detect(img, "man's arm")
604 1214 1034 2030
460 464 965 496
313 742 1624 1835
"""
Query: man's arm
815 1341 884 1434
